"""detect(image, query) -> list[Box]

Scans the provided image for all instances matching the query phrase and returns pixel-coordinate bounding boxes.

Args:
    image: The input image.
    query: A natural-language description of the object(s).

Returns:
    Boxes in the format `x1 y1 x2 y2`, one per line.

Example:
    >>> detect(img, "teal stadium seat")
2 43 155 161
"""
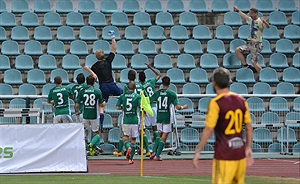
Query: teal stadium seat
263 25 280 40
57 26 75 41
230 39 247 53
253 128 273 144
122 0 140 14
207 39 226 55
145 0 162 14
0 0 6 13
284 25 300 40
270 97 290 113
293 143 300 153
73 69 91 83
125 26 143 41
15 55 34 70
198 97 212 113
180 128 199 145
160 83 177 93
79 26 98 41
108 127 121 144
246 97 265 113
27 69 46 85
112 54 127 70
9 98 26 109
102 26 121 40
224 12 242 26
223 53 241 69
166 68 185 84
246 53 265 67
269 11 287 26
259 68 279 83
189 68 209 84
234 0 250 12
238 25 250 40
47 40 66 56
261 39 272 54
179 12 198 27
167 0 184 14
138 40 157 55
116 40 134 55
24 40 43 56
236 68 256 83
285 112 300 128
44 12 62 27
0 12 17 27
253 82 271 94
154 54 173 69
0 26 5 41
161 40 180 55
21 12 39 27
56 0 73 14
145 68 162 83
292 11 300 25
119 68 137 84
0 55 10 70
147 25 166 40
34 26 52 41
184 39 203 55
133 12 152 27
282 67 300 83
99 144 116 155
182 83 201 96
50 69 69 84
70 40 89 56
170 25 189 41
105 99 122 114
103 114 114 130
230 82 248 94
111 12 129 27
19 84 37 96
193 25 212 40
268 143 286 153
12 0 29 13
38 54 57 70
88 12 107 27
11 26 29 41
34 0 51 13
62 54 81 70
216 25 234 40
100 0 118 14
205 83 216 94
212 0 229 13
177 54 196 69
261 112 280 125
0 84 13 95
200 54 219 69
93 40 110 55
177 98 194 114
78 0 95 14
189 0 208 13
33 98 52 114
278 0 297 12
155 12 174 27
131 54 149 70
275 39 295 54
276 82 295 94
255 0 274 12
251 143 263 153
42 83 56 96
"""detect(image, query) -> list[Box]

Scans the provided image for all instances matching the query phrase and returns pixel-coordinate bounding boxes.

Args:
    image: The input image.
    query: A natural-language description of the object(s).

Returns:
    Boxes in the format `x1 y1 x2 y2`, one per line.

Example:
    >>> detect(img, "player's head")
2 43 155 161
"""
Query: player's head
86 75 95 86
212 68 230 90
128 81 136 91
95 50 105 61
76 73 85 84
128 70 136 81
139 72 146 83
54 76 62 85
162 76 170 87
249 8 258 19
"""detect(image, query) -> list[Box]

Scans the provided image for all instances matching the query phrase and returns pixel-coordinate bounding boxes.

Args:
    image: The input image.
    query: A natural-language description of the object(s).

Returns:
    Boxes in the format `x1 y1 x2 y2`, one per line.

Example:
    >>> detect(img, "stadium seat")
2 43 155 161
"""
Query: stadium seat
34 26 52 41
166 68 185 84
1 40 20 56
284 25 300 40
147 25 166 41
205 83 215 94
207 39 226 55
123 0 140 14
269 11 288 26
189 0 208 13
0 12 16 27
34 0 51 13
179 12 198 27
255 0 274 12
184 39 203 55
246 97 266 113
145 0 162 14
9 98 27 109
19 84 37 96
62 54 81 70
261 39 272 54
182 83 201 95
111 12 129 27
270 97 289 113
108 127 121 144
180 128 199 145
292 53 300 68
276 82 295 94
125 26 143 41
238 25 250 40
0 84 13 95
292 11 300 25
133 12 152 27
99 143 116 155
189 68 209 84
119 68 137 84
15 55 34 70
193 25 212 40
236 68 256 83
131 54 149 70
167 0 184 13
66 12 84 27
170 25 189 40
230 39 247 53
0 0 6 13
144 68 162 83
70 40 89 56
261 112 280 125
198 97 212 113
138 40 157 55
230 83 248 94
11 26 29 41
286 112 300 128
246 53 265 67
100 0 118 14
24 40 43 56
12 0 29 13
21 12 39 27
161 40 180 55
250 113 257 124
88 12 107 27
234 0 250 12
85 54 97 68
102 114 114 130
253 128 273 144
212 0 229 12
33 98 52 114
102 26 121 40
270 53 289 69
27 69 46 85
293 143 300 153
268 143 287 153
73 69 91 83
42 83 55 96
166 132 178 145
78 0 95 14
56 0 73 14
116 40 134 55
263 25 280 40
44 12 62 27
282 67 300 83
252 82 271 94
216 25 234 40
177 98 194 114
79 26 98 41
199 54 219 69
0 26 5 41
0 55 10 71
57 26 75 41
251 143 262 153
105 98 122 114
278 0 297 12
224 12 242 26
38 54 57 70
177 54 196 69
223 53 241 69
276 39 295 54
93 40 110 55
112 54 127 70
155 12 174 27
154 54 173 70
259 68 279 83
50 69 69 84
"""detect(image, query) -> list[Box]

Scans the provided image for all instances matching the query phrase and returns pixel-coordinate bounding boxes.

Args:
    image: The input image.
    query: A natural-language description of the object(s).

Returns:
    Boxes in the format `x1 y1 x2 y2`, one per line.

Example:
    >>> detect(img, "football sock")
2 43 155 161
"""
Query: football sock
124 141 130 150
156 141 165 157
90 134 100 147
152 137 161 153
130 144 136 160
117 138 124 152
143 134 150 153
153 131 158 143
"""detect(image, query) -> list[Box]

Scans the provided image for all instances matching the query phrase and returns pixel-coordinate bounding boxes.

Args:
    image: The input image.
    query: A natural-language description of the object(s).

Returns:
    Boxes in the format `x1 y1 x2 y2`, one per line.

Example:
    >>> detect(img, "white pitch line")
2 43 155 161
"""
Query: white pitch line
143 176 210 182
267 158 300 164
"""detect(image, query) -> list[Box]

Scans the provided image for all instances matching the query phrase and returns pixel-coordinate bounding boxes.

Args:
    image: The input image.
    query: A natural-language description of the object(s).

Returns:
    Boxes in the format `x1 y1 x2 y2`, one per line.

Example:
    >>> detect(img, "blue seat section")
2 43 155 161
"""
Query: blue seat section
189 0 208 13
56 0 73 14
34 26 52 41
155 12 174 27
205 83 216 94
215 25 234 40
255 0 274 12
133 12 152 27
182 83 201 95
93 40 110 55
293 143 300 153
0 55 10 70
282 67 300 83
147 25 166 41
177 54 196 69
85 54 97 68
108 127 121 144
0 12 17 27
4 69 23 85
0 0 6 13
177 98 194 114
170 25 189 40
34 0 51 13
27 69 46 85
111 12 129 27
0 84 13 95
138 40 157 55
161 40 180 55
180 128 199 145
12 0 29 13
230 83 248 94
261 112 280 124
269 11 288 26
198 97 212 113
62 54 81 70
19 84 37 95
253 82 271 94
284 25 300 40
270 97 289 113
88 12 107 27
11 26 29 41
0 26 6 41
102 26 121 40
292 53 300 68
9 98 26 109
259 68 279 83
252 143 262 153
15 55 34 70
112 54 127 70
233 0 250 12
78 0 96 14
21 12 39 27
193 25 212 40
250 113 257 124
125 26 143 41
270 52 289 68
166 68 186 84
200 54 219 69
44 12 62 27
145 0 162 13
292 11 300 25
278 0 297 12
268 143 287 153
253 128 273 144
238 25 249 40
24 40 43 56
154 54 172 70
131 54 149 70
212 0 229 12
179 12 198 27
123 0 140 14
50 69 70 84
184 39 203 55
105 99 122 114
1 40 20 56
246 54 265 67
57 26 75 41
189 68 209 84
285 112 300 128
230 39 246 53
66 12 84 27
116 40 134 55
167 0 184 14
246 97 266 113
207 39 226 55
99 143 116 155
276 82 295 94
70 40 89 56
42 83 56 96
79 26 98 41
38 54 57 70
261 39 272 54
263 25 280 40
223 53 241 69
224 12 242 26
100 0 118 14
47 40 66 56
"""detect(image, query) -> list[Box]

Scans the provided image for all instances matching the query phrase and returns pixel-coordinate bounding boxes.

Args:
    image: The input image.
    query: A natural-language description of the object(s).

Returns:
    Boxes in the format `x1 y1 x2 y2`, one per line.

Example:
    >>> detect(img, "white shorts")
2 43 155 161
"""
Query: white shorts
157 123 172 133
83 119 99 132
144 106 157 127
122 124 139 138
53 115 73 124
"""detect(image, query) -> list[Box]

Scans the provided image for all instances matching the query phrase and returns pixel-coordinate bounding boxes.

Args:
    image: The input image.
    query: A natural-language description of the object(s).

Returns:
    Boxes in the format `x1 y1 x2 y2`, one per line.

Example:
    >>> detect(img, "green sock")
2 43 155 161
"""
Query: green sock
156 141 165 157
143 134 150 153
124 141 130 150
130 144 136 160
153 131 158 142
152 137 161 153
117 138 123 152
90 134 100 147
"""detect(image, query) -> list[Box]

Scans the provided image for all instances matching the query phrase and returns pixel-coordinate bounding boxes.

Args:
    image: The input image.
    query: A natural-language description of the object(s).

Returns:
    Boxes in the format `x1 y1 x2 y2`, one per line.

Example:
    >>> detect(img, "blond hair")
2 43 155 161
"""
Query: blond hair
96 50 105 60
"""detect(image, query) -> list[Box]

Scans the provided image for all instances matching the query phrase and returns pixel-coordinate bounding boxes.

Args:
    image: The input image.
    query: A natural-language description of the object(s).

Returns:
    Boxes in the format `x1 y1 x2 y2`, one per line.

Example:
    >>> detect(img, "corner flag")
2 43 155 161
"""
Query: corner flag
141 90 154 117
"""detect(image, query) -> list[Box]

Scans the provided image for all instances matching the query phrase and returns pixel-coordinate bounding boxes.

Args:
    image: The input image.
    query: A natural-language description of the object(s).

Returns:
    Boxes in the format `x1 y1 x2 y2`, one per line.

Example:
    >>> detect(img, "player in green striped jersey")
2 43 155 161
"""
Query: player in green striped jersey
48 76 74 123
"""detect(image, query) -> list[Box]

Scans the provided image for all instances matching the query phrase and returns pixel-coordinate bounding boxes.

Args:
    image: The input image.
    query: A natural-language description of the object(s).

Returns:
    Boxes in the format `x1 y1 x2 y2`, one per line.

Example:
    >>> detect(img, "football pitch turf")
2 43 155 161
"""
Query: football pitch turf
1 175 299 184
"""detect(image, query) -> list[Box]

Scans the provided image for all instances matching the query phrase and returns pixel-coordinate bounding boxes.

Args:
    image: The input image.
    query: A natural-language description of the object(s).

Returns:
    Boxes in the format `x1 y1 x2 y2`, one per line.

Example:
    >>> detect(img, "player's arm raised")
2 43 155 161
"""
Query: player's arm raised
145 63 161 80
83 66 97 79
234 6 251 21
